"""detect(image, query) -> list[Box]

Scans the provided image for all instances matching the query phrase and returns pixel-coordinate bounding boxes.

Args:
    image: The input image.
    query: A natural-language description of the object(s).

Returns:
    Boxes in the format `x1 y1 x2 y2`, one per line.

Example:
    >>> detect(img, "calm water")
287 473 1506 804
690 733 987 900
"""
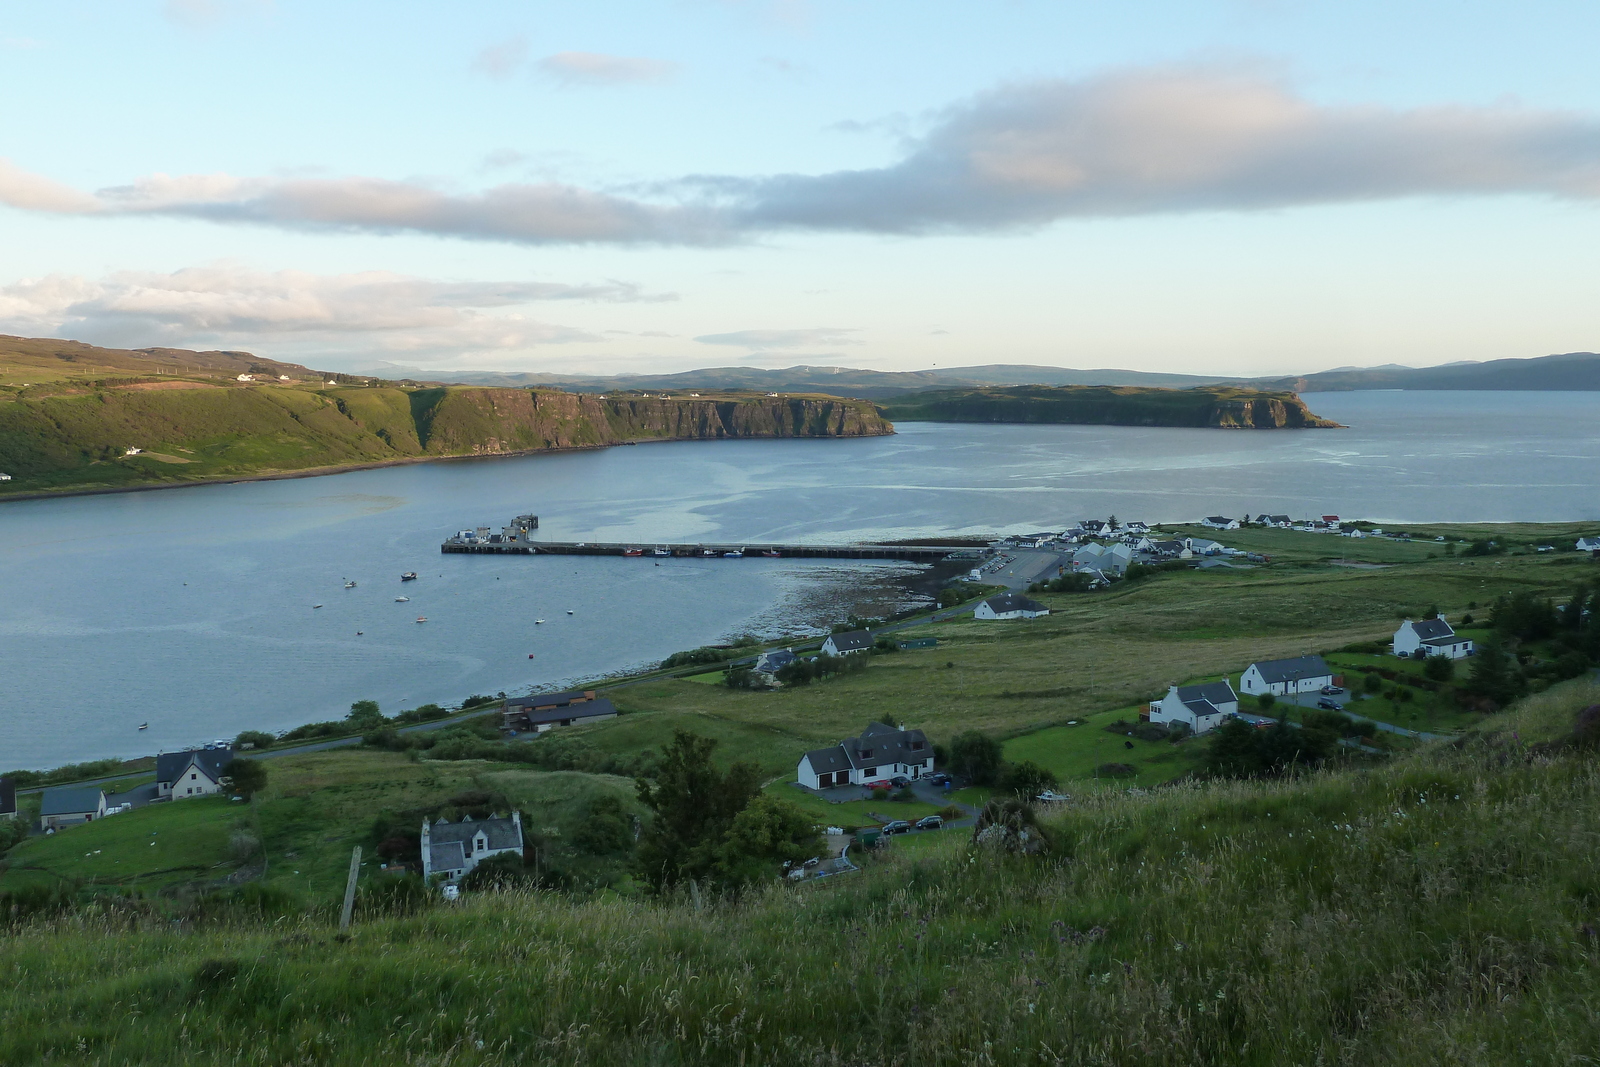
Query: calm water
2 390 1598 769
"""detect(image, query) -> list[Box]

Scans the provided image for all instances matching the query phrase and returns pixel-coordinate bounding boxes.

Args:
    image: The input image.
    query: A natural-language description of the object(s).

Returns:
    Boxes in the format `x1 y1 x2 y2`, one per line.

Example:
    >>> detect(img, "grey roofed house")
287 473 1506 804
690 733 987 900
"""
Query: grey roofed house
520 696 618 728
0 776 15 819
755 649 797 673
1411 618 1457 644
824 630 874 654
1251 655 1332 684
422 812 525 882
981 592 1048 615
40 786 105 817
1175 681 1238 716
428 839 468 877
799 744 853 777
156 748 233 788
506 690 595 711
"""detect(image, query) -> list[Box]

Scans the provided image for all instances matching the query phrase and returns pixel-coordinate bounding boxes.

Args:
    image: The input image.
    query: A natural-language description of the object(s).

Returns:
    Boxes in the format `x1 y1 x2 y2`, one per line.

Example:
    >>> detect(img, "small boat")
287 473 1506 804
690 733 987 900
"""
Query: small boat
622 548 643 557
313 604 323 609
138 722 149 731
700 548 717 557
415 616 427 623
536 619 545 625
651 547 671 557
566 609 574 615
400 572 418 581
527 653 536 659
356 631 363 636
724 550 743 558
395 596 410 602
762 549 781 558
344 581 357 589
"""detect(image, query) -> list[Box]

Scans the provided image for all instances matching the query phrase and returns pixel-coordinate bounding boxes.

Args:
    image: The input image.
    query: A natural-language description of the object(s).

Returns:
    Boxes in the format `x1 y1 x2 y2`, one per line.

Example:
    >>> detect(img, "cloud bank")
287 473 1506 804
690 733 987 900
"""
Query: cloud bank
694 328 860 349
0 266 658 359
537 51 677 85
6 66 1600 245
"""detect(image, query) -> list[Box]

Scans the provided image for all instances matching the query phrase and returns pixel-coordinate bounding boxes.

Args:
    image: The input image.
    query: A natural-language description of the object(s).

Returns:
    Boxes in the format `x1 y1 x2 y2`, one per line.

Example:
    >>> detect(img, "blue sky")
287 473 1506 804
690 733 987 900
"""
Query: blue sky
2 1 1598 375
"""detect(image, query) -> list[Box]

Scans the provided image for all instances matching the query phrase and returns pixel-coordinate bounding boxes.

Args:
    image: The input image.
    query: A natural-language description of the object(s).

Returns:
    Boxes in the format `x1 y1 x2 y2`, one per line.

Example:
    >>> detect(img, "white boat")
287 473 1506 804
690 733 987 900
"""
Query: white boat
566 609 575 615
344 581 357 589
138 722 149 731
724 550 743 558
415 616 427 623
395 596 410 602
535 619 545 624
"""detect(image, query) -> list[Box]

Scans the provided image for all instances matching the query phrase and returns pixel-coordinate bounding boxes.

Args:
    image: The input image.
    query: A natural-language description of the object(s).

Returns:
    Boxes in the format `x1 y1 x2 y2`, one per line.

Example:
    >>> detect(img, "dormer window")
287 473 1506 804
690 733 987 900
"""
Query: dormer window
860 748 873 760
910 741 924 750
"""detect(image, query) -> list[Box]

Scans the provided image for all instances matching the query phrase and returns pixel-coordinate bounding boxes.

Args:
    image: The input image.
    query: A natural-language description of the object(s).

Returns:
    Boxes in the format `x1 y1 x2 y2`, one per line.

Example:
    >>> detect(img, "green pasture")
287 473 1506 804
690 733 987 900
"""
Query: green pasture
763 782 942 829
1003 707 1206 788
0 796 237 892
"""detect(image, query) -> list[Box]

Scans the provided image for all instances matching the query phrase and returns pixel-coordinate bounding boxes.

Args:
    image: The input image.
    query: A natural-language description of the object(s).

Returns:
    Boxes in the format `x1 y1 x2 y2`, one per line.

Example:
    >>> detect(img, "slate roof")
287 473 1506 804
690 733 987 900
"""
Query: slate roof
983 592 1047 614
522 697 617 727
807 722 931 776
507 690 594 710
40 786 104 816
756 649 797 673
1176 681 1237 716
428 840 467 874
156 748 232 785
825 630 874 652
802 746 852 774
1250 655 1332 684
1409 618 1456 641
0 776 15 817
429 814 524 852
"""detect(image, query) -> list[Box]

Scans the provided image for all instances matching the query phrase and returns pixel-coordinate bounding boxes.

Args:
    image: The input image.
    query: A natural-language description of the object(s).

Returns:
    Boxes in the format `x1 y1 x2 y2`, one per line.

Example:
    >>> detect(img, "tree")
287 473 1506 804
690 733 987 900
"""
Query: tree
347 700 386 730
221 758 267 799
715 794 824 887
949 731 1004 786
1466 640 1520 707
233 730 275 751
1423 655 1454 682
635 731 760 891
996 759 1058 797
573 795 634 855
1256 693 1277 711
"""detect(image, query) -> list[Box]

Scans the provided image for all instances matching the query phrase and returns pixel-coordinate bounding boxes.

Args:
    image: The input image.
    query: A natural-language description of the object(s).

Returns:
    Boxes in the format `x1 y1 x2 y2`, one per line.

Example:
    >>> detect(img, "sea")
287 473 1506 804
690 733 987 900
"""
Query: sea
2 389 1598 770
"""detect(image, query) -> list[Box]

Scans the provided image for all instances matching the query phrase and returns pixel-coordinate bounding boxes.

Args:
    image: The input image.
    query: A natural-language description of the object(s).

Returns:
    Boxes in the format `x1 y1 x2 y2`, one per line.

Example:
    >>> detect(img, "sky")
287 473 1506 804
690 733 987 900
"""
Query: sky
2 1 1599 376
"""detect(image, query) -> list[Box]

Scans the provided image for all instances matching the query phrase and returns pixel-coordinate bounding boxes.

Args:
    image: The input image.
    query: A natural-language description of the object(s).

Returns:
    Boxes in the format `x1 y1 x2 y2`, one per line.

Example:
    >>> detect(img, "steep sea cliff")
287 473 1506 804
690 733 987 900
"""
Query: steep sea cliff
0 384 892 497
877 385 1341 429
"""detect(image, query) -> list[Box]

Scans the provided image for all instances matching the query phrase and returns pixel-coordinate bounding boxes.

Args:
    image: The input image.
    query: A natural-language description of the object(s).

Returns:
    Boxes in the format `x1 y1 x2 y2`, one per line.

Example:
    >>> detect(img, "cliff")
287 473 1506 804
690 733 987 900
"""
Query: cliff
876 385 1341 429
0 383 892 497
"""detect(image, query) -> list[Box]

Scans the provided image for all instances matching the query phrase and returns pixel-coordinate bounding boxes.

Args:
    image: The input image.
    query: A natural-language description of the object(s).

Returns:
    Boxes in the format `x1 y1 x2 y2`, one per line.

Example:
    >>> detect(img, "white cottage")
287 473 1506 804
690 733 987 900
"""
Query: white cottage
422 812 525 882
797 722 933 789
1150 681 1239 736
974 592 1049 620
1240 655 1334 696
156 748 234 800
822 630 874 656
1393 617 1474 660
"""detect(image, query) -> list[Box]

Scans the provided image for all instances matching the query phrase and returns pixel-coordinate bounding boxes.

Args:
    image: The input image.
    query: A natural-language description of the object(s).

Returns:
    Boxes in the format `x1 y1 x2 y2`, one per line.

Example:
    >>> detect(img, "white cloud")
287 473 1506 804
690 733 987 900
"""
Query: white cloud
537 51 677 86
7 66 1600 245
694 328 860 349
0 265 665 361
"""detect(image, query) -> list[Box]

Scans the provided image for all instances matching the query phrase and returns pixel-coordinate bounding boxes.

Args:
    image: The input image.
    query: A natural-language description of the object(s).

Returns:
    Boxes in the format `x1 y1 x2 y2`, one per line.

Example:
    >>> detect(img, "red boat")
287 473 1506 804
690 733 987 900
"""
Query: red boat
622 548 644 557
762 549 782 558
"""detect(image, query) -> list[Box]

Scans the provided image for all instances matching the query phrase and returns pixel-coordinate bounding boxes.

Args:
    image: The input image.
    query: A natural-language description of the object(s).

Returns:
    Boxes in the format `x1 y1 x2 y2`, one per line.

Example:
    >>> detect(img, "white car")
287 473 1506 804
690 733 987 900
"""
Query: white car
1036 790 1072 803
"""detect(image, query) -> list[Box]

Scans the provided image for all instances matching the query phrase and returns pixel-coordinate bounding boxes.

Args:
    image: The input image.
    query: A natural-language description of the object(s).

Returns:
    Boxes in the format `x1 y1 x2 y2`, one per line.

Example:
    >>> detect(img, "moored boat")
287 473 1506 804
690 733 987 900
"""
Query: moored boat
724 550 744 558
762 549 782 557
395 596 409 602
415 616 427 623
622 548 644 557
401 572 418 581
344 581 357 589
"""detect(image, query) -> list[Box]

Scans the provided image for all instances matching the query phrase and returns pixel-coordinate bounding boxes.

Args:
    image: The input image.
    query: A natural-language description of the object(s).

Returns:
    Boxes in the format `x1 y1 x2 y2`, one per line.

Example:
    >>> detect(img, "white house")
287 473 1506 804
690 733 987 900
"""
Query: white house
798 722 934 789
156 748 234 800
1150 681 1239 736
822 630 874 656
1184 538 1225 556
1578 537 1600 553
39 787 107 831
1241 655 1334 696
974 592 1050 620
1202 516 1241 530
1393 617 1474 659
0 473 11 481
422 812 525 883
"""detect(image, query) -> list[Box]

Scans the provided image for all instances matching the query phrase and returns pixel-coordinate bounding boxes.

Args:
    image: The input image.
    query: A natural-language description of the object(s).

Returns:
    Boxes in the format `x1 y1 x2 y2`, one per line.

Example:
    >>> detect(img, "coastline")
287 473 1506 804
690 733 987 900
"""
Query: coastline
0 427 897 505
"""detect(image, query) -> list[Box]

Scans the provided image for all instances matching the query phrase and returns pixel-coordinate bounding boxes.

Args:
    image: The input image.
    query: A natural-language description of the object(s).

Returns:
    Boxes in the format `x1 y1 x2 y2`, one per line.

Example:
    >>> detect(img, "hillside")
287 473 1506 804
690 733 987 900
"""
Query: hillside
877 384 1341 428
0 382 891 496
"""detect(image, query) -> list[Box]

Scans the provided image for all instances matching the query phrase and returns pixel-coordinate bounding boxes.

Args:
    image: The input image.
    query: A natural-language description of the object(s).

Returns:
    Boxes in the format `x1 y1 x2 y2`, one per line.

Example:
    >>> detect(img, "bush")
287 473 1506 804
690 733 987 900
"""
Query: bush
1423 655 1455 682
277 720 347 744
460 694 499 709
233 730 275 751
997 759 1059 796
661 646 740 669
460 851 533 892
870 787 890 801
1364 672 1384 693
1256 693 1277 711
948 731 1004 786
893 786 916 801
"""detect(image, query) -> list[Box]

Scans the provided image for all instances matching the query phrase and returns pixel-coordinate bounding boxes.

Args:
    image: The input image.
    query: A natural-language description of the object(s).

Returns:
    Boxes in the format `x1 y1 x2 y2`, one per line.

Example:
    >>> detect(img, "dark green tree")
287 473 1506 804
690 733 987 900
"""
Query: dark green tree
635 731 760 891
1256 692 1277 711
233 730 275 751
996 759 1058 797
221 758 267 799
949 730 1005 786
347 700 386 730
573 795 634 855
715 794 824 887
1423 654 1455 682
1467 640 1521 707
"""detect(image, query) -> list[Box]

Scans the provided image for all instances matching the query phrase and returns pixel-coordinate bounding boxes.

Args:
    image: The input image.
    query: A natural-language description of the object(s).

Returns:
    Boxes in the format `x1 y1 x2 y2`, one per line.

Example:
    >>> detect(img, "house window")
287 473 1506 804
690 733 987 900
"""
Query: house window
863 767 877 777
860 748 874 760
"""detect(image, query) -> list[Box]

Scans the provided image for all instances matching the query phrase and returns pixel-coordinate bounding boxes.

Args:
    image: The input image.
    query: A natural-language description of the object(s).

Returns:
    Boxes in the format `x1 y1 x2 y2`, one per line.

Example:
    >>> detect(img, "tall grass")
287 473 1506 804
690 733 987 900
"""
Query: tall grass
3 680 1598 1065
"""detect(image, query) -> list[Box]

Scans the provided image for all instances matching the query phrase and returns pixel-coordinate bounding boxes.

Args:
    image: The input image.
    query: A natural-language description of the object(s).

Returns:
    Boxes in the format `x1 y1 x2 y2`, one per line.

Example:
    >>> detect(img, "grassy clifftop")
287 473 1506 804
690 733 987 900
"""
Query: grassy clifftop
1 679 1596 1065
0 382 891 496
879 384 1341 428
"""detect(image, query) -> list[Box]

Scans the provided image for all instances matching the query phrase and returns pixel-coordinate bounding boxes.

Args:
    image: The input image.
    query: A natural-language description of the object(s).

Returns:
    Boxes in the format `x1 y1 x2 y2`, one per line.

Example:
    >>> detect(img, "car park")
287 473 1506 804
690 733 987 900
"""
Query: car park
883 820 912 834
915 815 943 830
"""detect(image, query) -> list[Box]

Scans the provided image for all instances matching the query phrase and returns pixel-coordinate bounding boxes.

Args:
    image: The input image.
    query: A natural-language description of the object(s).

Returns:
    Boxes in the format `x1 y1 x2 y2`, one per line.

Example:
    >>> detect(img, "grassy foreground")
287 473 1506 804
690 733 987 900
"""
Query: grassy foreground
3 678 1598 1065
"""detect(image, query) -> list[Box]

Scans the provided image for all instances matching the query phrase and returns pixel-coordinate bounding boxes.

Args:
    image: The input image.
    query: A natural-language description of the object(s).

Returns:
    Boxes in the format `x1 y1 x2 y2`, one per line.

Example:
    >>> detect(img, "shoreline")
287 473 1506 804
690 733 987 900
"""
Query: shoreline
0 428 897 505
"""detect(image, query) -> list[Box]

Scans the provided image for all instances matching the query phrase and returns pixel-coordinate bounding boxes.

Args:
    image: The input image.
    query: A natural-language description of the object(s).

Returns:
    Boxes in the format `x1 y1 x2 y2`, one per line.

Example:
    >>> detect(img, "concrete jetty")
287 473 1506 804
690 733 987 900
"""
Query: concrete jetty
441 538 984 562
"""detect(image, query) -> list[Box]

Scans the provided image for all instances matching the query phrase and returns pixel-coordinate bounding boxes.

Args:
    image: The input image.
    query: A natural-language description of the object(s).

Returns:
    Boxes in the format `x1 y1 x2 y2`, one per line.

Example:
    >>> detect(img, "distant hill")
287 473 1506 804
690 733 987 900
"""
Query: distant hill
878 385 1342 429
1241 351 1600 392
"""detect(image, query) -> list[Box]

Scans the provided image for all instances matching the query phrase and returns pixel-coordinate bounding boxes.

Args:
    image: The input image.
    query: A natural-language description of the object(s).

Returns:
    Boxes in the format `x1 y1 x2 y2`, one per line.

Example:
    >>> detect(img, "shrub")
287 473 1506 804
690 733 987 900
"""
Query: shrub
1257 693 1277 711
997 759 1058 797
893 786 916 802
1423 655 1455 681
233 730 275 751
870 787 890 801
1365 672 1384 693
460 851 533 892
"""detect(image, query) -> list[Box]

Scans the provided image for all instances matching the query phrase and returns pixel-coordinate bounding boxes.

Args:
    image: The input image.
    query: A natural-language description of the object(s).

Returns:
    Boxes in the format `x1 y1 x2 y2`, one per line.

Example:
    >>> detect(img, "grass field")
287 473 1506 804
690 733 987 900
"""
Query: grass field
763 781 943 830
3 677 1596 1065
1003 706 1206 788
0 796 238 892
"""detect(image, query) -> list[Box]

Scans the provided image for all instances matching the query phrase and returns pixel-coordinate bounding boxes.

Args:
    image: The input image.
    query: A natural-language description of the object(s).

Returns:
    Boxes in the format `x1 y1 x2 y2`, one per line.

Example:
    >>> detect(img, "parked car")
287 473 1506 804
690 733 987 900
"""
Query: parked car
890 776 911 788
1317 698 1342 710
883 820 912 834
1321 685 1346 695
927 772 951 785
802 856 820 868
915 815 943 830
862 780 892 792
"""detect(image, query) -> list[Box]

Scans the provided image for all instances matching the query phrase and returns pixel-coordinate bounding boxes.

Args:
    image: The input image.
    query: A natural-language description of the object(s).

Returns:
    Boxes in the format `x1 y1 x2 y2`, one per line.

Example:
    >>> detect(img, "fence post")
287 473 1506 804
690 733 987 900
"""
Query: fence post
339 846 362 932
